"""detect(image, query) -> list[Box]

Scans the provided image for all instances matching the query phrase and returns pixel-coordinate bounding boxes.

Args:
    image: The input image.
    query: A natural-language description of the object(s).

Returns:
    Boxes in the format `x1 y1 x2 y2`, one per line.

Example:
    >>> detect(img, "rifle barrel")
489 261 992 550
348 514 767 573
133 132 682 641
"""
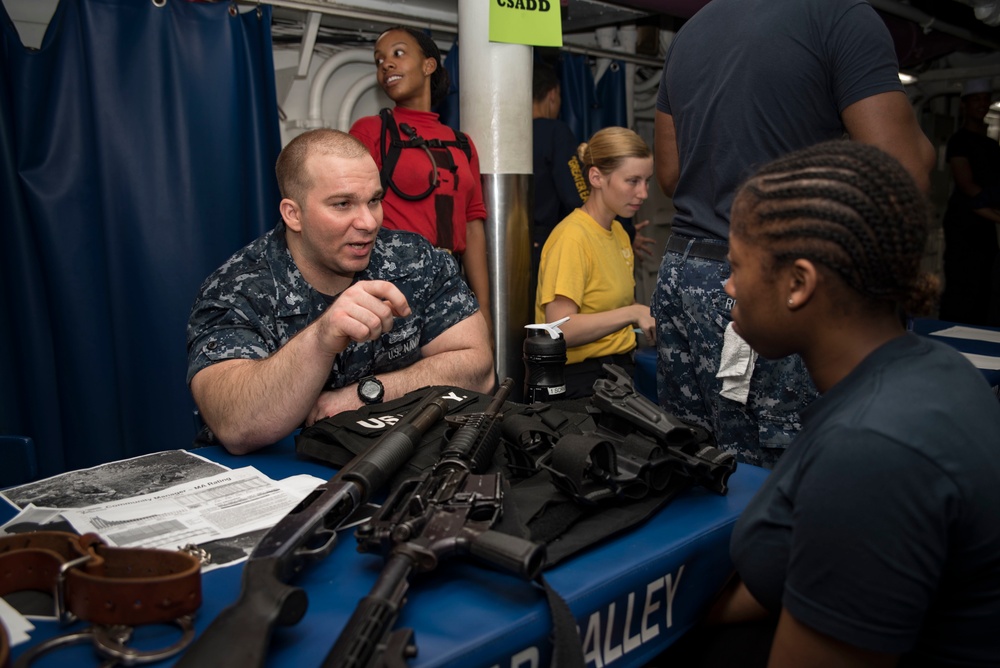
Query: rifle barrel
322 552 416 668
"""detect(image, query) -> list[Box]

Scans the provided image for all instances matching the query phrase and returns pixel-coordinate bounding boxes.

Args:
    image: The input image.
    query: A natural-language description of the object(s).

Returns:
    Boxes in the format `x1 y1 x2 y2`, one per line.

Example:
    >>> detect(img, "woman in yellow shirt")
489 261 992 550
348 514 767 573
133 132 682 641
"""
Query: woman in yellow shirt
536 126 655 399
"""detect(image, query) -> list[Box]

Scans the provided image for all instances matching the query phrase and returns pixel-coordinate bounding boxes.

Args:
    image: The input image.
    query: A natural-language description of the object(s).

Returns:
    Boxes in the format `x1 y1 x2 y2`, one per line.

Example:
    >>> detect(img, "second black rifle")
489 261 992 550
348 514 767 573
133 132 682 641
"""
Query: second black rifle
323 377 545 668
175 389 450 668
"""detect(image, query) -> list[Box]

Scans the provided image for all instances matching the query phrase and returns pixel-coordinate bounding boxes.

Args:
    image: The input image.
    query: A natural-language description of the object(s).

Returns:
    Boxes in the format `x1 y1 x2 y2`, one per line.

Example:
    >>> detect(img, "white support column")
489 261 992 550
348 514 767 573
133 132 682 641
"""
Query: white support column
457 0 533 396
619 24 637 130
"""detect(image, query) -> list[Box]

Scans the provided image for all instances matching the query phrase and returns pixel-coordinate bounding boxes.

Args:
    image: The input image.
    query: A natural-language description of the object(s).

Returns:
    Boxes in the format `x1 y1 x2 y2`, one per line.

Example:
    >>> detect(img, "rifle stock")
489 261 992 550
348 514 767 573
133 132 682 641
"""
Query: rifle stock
176 390 449 668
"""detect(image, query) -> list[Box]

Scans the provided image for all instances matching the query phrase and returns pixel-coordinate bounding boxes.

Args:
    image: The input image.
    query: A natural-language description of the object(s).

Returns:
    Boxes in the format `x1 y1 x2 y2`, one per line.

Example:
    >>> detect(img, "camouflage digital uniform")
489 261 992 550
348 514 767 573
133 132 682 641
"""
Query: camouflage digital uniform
186 222 478 391
652 245 814 469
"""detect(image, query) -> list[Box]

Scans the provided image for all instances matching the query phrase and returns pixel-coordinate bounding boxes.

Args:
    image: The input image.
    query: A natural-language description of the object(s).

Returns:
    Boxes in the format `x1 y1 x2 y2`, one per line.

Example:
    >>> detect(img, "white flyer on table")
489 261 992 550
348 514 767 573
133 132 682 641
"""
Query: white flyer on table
60 466 323 550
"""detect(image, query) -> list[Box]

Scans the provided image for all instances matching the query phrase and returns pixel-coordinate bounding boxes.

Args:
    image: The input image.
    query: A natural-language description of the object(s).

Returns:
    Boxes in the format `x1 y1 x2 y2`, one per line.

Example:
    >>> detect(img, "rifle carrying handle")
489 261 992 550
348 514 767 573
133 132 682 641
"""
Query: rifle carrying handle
439 378 514 473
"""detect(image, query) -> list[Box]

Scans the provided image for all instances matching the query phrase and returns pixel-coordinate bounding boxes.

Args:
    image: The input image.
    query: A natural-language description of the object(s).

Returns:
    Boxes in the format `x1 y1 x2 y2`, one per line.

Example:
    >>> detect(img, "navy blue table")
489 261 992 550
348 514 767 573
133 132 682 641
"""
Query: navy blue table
5 439 769 667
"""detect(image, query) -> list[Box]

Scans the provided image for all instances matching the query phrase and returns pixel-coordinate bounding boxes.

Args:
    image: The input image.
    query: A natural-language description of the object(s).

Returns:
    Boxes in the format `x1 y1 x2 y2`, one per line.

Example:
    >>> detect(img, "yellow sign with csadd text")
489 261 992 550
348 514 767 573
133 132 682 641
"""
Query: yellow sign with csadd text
490 0 563 47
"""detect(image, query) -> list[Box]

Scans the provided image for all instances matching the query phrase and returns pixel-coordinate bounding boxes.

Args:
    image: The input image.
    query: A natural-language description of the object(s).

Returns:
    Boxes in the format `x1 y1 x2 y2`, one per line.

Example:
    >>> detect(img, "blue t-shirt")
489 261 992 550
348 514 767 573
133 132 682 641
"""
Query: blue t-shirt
731 334 1000 663
656 0 903 240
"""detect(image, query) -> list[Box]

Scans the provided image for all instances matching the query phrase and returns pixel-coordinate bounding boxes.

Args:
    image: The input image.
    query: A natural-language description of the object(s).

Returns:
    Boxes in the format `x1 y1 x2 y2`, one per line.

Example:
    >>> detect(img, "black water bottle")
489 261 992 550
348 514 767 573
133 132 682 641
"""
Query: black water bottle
523 318 569 402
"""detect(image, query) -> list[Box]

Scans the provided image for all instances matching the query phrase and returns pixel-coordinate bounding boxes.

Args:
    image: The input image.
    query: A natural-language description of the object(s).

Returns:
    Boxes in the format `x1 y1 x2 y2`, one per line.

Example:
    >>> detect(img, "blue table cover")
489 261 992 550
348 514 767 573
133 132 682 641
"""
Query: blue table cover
4 439 769 667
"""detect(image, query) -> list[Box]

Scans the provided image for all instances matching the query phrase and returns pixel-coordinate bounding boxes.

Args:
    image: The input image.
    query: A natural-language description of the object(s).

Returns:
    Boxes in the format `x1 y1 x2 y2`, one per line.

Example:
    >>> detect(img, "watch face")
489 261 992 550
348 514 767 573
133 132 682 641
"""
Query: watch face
359 377 384 403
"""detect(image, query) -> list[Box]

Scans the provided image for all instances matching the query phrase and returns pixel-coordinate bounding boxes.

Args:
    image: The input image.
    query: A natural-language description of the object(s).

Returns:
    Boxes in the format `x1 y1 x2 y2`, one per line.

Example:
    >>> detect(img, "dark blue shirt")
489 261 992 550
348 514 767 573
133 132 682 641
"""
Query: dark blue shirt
657 0 903 240
732 334 1000 663
532 117 585 244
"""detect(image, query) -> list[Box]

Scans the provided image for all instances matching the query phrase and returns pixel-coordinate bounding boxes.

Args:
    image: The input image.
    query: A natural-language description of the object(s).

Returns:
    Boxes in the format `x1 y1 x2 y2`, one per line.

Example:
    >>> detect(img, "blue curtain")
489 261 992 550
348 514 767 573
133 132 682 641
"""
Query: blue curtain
557 54 629 140
438 39 461 131
596 60 628 129
557 53 599 142
0 0 281 477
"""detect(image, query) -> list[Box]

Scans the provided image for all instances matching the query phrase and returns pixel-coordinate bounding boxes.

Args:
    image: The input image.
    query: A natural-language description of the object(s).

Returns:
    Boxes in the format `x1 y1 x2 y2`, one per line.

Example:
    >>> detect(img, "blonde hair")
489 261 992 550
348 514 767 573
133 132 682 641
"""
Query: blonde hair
576 126 651 185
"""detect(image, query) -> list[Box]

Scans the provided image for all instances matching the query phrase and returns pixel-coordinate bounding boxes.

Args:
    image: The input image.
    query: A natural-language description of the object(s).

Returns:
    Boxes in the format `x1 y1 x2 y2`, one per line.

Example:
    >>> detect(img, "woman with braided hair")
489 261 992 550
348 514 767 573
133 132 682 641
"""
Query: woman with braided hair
660 140 1000 667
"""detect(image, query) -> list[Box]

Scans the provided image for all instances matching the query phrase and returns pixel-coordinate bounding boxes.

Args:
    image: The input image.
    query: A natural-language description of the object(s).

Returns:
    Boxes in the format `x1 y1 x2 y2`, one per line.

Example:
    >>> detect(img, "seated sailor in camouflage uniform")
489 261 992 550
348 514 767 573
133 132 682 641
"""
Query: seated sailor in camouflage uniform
186 128 494 455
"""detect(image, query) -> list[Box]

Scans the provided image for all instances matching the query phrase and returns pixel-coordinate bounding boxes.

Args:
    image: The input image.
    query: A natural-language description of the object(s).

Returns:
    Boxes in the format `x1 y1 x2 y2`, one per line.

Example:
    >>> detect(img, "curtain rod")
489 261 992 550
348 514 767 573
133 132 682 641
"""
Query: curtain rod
243 0 664 68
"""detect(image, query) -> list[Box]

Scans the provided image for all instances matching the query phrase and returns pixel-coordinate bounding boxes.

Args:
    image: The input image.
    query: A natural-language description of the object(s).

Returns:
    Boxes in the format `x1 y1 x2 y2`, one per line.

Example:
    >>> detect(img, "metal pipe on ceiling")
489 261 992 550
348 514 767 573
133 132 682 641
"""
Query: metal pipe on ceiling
245 0 664 68
869 0 1000 52
248 0 456 34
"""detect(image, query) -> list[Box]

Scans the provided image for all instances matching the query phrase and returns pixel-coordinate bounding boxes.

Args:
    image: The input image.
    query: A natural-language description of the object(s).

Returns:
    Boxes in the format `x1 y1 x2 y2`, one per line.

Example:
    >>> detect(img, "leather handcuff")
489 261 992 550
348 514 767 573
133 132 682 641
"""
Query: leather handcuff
0 531 204 667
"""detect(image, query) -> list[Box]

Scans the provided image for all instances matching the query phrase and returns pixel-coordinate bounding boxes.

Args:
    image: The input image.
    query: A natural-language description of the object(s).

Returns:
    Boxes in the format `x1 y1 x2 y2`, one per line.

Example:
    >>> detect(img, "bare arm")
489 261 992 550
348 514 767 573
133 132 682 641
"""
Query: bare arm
543 295 654 348
703 578 770 625
768 609 898 668
464 218 493 335
655 110 680 197
842 91 935 193
190 280 409 455
305 311 495 425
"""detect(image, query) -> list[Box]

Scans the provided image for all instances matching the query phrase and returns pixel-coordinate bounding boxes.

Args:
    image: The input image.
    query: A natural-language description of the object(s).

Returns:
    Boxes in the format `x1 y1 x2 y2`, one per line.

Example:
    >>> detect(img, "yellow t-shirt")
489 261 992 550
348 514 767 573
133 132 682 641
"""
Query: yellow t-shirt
535 208 636 364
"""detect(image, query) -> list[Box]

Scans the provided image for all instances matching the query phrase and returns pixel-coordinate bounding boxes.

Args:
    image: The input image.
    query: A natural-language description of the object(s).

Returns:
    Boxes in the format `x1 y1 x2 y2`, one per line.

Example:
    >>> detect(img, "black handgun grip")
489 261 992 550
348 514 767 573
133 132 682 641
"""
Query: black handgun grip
469 529 546 580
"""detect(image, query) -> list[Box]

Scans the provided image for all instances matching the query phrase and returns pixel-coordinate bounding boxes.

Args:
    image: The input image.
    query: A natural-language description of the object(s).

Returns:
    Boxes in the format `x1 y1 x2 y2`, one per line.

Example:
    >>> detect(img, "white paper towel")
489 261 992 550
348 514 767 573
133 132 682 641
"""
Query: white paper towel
716 322 757 404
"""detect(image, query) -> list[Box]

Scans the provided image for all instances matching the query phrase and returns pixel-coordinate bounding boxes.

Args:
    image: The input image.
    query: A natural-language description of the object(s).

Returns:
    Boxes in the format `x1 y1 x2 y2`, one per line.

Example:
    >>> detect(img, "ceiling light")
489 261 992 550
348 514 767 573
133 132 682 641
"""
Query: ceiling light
898 72 918 85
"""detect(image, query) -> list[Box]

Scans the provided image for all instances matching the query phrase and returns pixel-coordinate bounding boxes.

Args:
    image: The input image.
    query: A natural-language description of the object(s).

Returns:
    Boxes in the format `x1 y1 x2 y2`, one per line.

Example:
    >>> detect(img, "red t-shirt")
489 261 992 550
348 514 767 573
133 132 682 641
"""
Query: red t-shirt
350 107 488 253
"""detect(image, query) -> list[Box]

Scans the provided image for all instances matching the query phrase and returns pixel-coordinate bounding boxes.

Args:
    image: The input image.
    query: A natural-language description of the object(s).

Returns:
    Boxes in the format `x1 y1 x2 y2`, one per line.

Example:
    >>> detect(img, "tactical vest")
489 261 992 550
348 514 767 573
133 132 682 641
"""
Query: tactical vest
377 108 472 202
295 384 716 566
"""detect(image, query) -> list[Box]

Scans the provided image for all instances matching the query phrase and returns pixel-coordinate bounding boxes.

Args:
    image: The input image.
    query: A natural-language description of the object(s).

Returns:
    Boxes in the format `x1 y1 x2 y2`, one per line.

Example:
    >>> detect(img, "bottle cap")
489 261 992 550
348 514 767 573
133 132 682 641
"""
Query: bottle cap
525 317 569 340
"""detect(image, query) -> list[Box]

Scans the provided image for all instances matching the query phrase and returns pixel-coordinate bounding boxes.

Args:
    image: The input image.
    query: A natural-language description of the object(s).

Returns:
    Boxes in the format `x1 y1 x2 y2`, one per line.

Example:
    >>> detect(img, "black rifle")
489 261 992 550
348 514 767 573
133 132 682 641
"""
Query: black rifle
590 363 736 495
175 390 450 668
323 377 546 668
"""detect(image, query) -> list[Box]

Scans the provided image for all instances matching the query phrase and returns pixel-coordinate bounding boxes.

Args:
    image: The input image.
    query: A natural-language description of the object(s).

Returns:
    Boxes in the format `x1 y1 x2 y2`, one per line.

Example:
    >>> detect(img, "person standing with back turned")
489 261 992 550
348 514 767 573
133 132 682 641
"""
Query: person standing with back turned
653 0 935 468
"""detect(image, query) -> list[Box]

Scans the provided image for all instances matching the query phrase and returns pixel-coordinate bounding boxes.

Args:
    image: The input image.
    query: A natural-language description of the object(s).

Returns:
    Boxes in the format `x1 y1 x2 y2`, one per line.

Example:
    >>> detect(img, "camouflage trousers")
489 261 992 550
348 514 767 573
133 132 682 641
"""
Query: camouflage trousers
651 239 818 469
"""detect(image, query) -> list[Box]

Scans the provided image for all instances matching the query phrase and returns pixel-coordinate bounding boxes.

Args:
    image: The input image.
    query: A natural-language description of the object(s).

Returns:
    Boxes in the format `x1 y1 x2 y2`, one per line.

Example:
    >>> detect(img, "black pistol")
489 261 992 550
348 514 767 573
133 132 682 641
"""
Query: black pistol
591 363 736 495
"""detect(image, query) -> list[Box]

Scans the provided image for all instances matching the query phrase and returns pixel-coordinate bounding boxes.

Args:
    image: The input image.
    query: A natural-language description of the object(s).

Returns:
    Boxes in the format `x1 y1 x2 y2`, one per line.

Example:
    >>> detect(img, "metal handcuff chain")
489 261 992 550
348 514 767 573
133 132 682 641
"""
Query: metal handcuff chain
13 616 195 668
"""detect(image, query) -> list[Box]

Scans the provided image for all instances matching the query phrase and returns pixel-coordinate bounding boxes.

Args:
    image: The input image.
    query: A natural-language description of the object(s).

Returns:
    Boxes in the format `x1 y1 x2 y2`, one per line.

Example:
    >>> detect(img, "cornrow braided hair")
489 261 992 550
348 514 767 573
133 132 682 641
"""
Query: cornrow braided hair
734 140 940 316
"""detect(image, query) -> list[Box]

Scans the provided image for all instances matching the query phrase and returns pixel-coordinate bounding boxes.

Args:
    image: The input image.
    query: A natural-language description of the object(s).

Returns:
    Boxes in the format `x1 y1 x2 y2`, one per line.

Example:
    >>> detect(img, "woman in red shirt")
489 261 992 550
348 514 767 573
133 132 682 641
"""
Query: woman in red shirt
350 27 491 333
